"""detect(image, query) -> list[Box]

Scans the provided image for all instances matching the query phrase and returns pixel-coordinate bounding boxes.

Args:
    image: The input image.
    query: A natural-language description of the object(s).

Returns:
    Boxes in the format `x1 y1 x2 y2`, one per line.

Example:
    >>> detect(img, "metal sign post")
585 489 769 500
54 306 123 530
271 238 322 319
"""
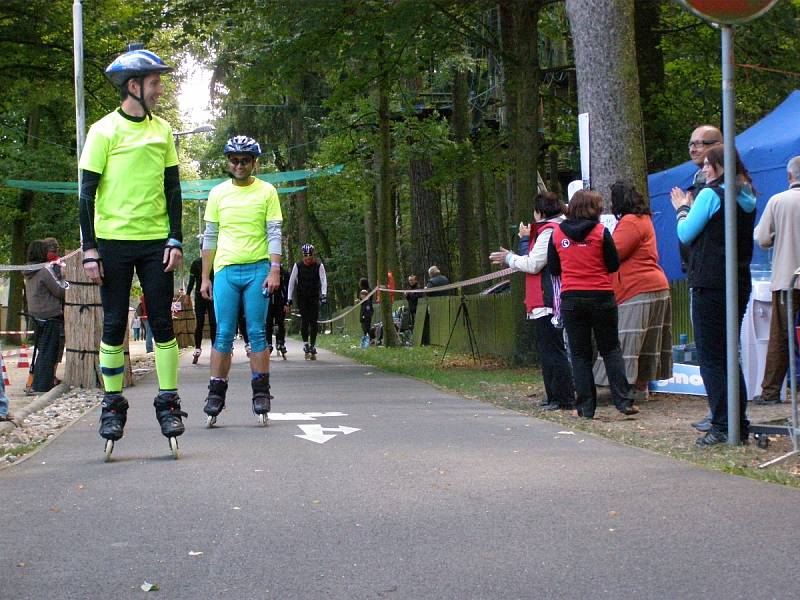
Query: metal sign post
676 0 778 446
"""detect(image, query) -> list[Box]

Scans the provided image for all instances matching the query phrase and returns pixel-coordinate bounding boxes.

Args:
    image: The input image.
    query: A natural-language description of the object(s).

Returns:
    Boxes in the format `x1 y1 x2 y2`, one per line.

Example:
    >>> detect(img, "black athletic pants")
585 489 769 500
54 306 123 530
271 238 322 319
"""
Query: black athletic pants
193 294 216 348
31 317 63 392
298 297 319 346
97 239 175 345
266 302 286 347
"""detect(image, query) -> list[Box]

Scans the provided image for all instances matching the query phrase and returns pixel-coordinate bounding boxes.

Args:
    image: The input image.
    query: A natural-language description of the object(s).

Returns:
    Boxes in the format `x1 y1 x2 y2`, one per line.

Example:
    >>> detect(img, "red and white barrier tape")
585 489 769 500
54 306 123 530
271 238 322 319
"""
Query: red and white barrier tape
0 248 81 272
317 267 516 325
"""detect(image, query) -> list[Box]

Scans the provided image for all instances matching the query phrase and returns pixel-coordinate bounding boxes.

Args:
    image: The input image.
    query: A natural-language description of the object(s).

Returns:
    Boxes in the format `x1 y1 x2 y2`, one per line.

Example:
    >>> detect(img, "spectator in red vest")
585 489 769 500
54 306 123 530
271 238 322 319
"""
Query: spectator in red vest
593 181 672 399
490 191 575 411
548 190 638 419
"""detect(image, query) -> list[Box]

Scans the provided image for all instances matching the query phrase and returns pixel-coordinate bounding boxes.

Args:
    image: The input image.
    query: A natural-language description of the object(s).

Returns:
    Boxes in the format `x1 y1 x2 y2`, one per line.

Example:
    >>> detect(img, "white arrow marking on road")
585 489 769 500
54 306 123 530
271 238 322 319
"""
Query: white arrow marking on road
268 412 347 421
295 424 361 444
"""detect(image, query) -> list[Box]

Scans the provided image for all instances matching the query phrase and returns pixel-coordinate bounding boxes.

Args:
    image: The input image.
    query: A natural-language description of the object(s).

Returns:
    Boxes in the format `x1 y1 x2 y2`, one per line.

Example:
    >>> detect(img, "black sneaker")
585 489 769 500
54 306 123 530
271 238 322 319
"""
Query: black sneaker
695 429 727 447
691 417 712 432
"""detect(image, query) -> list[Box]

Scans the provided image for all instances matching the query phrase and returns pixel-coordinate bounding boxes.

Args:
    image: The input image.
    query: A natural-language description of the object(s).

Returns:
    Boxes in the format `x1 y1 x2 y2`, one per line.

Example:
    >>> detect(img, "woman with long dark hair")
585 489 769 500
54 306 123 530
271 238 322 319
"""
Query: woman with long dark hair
670 144 756 446
593 181 672 398
547 190 638 419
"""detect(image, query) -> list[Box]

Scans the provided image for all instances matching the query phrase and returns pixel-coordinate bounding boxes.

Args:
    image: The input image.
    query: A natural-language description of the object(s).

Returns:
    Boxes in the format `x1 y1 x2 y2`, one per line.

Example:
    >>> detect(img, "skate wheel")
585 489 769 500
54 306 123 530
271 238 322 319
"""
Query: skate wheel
258 413 268 426
206 415 216 428
103 439 114 462
169 436 179 459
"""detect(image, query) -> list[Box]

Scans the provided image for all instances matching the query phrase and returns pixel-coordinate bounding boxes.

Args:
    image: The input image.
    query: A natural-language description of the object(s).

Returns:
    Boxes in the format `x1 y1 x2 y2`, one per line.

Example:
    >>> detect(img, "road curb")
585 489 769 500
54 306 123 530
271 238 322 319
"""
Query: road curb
0 381 71 435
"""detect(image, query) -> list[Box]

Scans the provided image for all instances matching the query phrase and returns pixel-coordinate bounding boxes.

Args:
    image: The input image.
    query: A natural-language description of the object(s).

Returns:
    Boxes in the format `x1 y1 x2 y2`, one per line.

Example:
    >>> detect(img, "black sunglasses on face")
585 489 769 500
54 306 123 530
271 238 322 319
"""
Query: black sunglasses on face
228 157 253 166
688 140 720 149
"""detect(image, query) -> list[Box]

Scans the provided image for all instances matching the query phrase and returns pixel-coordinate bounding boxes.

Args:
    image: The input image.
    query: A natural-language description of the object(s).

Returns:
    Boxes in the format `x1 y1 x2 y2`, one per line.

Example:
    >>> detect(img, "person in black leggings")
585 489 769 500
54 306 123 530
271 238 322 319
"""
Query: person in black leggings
267 266 289 356
286 244 327 359
186 255 216 363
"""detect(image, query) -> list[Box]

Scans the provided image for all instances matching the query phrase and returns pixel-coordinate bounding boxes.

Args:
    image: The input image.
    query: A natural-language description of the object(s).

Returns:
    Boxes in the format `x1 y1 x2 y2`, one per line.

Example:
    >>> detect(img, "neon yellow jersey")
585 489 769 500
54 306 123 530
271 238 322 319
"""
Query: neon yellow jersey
204 178 283 272
79 110 178 240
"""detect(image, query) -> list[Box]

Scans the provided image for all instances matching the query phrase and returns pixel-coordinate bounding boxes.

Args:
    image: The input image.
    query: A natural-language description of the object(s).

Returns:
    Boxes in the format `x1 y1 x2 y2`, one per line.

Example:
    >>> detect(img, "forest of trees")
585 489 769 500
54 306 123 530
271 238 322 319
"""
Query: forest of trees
2 0 800 349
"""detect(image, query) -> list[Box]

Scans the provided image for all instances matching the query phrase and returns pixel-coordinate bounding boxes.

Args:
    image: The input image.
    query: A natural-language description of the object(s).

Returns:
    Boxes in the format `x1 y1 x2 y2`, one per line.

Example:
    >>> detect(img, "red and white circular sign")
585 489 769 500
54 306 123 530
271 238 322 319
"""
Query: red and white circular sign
677 0 778 24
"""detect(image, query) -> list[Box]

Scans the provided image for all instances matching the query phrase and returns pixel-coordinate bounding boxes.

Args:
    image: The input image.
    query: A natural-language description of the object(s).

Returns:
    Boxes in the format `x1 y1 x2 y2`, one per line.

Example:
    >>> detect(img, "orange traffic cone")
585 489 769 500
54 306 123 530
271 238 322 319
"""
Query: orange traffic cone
1 354 10 386
17 344 29 369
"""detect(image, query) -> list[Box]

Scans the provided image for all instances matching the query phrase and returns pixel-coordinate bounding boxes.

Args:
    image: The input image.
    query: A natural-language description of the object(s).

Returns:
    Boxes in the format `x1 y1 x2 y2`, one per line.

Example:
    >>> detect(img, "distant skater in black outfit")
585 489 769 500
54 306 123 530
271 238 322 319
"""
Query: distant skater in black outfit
286 243 327 360
186 255 216 364
267 266 290 358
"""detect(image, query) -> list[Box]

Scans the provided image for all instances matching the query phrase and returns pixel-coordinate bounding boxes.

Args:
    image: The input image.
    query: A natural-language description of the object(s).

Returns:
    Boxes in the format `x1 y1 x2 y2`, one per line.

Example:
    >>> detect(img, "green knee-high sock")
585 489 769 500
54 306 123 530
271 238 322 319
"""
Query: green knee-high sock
154 338 179 391
99 342 125 393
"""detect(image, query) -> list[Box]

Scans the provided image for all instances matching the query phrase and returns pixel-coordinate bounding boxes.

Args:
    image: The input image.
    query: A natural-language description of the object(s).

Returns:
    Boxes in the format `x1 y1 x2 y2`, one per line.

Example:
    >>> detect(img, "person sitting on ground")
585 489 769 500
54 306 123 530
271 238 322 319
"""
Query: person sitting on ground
592 181 672 400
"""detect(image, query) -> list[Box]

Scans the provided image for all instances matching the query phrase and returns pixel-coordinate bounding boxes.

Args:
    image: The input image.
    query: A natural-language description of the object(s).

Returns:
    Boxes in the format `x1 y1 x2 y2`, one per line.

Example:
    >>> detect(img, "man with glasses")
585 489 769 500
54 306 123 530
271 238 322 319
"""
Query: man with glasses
79 47 186 459
680 125 722 433
200 136 283 427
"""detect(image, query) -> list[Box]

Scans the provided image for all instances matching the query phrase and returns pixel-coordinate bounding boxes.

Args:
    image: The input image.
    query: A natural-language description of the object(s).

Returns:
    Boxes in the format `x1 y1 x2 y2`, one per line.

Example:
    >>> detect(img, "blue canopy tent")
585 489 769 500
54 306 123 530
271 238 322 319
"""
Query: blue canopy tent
649 90 800 281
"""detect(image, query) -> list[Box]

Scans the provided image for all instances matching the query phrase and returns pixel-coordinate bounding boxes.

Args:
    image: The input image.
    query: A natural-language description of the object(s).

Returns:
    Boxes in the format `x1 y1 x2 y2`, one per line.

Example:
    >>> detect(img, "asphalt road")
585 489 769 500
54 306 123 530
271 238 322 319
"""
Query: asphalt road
1 339 798 599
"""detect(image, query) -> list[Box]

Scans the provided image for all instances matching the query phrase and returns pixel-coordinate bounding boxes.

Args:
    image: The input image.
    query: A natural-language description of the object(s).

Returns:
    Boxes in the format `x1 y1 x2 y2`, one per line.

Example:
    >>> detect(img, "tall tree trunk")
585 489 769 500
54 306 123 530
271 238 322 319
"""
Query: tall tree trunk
493 172 509 247
409 156 449 278
566 0 648 204
452 65 476 281
475 170 491 274
499 0 544 365
365 157 378 288
635 0 666 173
5 107 39 343
288 95 311 242
376 61 400 347
498 2 518 221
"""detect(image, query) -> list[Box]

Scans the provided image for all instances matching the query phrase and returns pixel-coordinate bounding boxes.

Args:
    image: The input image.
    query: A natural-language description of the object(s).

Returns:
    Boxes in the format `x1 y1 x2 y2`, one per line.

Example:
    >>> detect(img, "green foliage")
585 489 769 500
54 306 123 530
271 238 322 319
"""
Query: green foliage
645 2 800 170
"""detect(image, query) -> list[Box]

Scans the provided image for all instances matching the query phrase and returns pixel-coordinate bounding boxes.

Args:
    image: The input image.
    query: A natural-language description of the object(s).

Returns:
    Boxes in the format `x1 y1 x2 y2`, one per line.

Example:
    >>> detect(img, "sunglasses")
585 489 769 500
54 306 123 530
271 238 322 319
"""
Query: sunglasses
228 157 253 166
688 140 720 149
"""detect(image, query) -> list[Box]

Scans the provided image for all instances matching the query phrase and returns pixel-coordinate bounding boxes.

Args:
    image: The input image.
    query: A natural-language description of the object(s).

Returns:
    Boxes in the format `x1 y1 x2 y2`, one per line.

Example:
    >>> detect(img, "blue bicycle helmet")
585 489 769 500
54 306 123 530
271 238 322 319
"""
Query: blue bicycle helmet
301 243 315 256
105 49 172 119
105 49 172 89
223 135 262 157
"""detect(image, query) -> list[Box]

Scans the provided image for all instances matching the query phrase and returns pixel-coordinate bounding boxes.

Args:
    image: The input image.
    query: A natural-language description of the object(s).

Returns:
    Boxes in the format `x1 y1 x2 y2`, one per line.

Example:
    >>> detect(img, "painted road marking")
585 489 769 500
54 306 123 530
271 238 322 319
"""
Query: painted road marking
295 424 361 444
268 412 347 421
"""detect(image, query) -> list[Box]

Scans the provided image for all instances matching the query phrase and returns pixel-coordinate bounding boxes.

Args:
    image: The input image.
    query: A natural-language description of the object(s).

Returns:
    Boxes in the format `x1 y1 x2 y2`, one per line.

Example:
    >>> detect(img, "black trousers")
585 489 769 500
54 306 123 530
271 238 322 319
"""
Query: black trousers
561 292 635 417
193 294 216 348
97 239 175 345
360 316 373 338
533 315 575 408
691 287 750 434
266 302 286 346
31 317 63 392
298 296 320 346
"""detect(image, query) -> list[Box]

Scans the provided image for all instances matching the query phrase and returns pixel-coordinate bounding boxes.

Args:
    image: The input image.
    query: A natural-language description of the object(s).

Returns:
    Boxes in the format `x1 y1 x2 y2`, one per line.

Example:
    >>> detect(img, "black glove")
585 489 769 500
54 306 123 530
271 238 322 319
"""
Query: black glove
320 295 327 306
